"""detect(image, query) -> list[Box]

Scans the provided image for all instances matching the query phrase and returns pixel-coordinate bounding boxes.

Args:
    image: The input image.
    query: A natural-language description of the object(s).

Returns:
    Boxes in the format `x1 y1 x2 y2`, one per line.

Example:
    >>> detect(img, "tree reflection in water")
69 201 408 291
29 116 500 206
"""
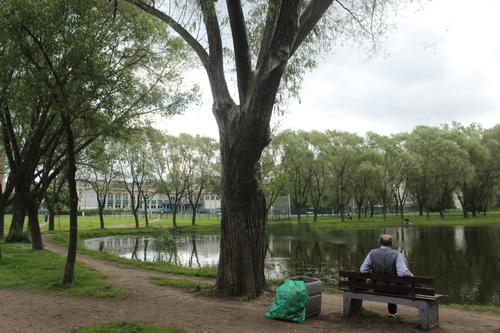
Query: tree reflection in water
188 236 200 268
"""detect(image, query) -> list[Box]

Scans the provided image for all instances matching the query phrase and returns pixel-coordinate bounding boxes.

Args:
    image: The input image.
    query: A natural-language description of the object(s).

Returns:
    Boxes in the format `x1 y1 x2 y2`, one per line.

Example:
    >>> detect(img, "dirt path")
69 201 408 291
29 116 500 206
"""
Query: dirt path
0 237 498 333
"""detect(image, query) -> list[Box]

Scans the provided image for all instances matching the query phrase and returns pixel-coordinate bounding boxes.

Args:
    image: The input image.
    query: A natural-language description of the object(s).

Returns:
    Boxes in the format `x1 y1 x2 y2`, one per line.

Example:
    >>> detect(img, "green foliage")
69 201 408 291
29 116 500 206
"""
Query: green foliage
151 229 178 253
0 242 126 298
71 321 187 333
260 124 500 221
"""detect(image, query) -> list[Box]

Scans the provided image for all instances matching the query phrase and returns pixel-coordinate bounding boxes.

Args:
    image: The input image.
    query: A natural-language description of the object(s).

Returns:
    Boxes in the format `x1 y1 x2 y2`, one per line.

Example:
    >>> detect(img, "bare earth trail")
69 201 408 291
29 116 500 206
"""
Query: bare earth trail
0 237 498 333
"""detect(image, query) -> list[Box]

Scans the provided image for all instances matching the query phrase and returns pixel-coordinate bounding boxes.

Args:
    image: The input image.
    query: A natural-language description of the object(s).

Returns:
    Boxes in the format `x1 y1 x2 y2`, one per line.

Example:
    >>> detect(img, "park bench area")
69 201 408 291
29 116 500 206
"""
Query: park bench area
338 270 445 330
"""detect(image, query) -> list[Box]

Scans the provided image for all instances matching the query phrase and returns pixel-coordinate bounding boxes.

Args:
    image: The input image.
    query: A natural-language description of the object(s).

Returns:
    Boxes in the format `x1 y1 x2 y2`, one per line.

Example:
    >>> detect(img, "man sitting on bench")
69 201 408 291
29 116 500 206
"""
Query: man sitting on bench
359 234 413 317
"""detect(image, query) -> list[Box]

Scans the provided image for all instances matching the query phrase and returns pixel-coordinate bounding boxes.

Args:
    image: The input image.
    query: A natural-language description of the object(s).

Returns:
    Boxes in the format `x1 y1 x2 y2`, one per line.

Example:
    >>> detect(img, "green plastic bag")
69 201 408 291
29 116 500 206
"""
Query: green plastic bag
265 280 309 323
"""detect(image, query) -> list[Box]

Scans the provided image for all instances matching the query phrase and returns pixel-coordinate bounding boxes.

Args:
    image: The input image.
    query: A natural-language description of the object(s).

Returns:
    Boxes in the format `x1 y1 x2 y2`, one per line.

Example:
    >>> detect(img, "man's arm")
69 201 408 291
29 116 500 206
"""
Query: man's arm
396 253 414 277
359 252 371 273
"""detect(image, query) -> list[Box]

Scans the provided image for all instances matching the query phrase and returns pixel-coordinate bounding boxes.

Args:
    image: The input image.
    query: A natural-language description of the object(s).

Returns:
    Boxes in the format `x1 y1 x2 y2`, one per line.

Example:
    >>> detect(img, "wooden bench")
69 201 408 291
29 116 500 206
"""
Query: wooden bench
338 270 445 330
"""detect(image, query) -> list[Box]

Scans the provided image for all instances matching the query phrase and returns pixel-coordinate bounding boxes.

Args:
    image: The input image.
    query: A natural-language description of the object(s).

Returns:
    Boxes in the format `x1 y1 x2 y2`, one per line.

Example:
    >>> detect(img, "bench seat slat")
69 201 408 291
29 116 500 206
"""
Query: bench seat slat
338 281 435 296
339 270 433 285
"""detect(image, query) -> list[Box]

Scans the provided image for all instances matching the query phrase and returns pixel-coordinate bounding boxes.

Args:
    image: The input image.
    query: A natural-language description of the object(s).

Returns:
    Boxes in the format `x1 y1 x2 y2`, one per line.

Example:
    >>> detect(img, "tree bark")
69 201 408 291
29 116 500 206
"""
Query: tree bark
132 209 140 228
98 205 105 229
26 198 43 250
143 199 149 227
0 205 4 238
190 186 203 226
48 207 55 231
215 109 268 297
172 204 178 228
216 153 267 297
191 208 197 226
6 192 27 242
62 115 78 284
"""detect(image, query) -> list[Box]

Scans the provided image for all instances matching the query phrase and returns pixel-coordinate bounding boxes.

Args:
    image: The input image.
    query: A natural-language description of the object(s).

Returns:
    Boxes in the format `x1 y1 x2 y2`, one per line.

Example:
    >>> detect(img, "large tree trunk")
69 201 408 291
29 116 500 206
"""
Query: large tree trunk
27 198 43 250
62 115 78 284
6 192 28 242
215 112 268 297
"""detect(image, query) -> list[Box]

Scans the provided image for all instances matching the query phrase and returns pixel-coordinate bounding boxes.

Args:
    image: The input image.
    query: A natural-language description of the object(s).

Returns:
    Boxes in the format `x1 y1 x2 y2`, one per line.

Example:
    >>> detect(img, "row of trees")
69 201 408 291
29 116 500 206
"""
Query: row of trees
1 0 414 297
78 130 219 229
261 124 500 222
0 0 194 283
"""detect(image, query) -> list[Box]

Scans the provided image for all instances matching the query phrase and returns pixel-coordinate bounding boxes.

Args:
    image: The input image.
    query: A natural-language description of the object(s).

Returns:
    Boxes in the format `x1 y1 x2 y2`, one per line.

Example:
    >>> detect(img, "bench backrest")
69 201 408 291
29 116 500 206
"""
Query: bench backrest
338 270 435 297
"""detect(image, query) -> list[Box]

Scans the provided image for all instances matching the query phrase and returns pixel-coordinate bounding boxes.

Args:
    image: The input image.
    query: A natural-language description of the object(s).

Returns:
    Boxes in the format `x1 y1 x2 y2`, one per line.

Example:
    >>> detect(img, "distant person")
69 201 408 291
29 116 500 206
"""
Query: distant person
359 234 413 317
347 211 352 221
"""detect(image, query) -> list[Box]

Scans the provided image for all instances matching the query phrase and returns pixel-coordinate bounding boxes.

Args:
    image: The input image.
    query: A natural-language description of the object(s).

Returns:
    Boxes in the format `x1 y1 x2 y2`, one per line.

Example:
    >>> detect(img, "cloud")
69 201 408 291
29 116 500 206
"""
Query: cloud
279 0 500 136
154 0 500 139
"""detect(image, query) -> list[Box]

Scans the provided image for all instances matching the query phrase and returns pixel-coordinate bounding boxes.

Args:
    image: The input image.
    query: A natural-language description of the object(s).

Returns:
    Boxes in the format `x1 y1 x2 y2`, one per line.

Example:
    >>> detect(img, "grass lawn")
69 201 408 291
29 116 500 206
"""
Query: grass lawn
4 209 496 235
151 277 214 295
71 321 187 333
0 242 126 299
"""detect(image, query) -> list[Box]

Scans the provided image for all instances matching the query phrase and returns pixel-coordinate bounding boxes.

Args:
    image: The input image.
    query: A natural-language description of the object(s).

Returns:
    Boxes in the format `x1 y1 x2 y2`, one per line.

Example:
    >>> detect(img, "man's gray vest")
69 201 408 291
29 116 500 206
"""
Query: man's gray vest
369 247 399 275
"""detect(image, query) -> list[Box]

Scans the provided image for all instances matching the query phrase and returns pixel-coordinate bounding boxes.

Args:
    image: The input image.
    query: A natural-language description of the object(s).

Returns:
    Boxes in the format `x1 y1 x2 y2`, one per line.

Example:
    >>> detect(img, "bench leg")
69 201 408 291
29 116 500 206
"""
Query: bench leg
417 301 439 330
343 293 363 316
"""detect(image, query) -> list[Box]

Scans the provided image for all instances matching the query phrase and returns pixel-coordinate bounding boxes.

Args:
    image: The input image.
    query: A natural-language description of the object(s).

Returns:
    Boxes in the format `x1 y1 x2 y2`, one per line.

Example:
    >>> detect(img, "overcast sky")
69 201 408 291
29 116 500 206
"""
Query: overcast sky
154 0 500 139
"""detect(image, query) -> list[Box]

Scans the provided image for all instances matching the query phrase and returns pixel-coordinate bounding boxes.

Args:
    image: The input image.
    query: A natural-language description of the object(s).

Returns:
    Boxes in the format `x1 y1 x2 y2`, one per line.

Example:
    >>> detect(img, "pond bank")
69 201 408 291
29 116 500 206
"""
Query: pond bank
0 235 498 333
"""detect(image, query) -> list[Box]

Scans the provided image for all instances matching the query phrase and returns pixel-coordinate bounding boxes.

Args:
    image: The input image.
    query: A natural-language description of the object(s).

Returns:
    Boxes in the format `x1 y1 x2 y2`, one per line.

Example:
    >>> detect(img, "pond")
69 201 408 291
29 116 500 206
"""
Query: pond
84 224 500 306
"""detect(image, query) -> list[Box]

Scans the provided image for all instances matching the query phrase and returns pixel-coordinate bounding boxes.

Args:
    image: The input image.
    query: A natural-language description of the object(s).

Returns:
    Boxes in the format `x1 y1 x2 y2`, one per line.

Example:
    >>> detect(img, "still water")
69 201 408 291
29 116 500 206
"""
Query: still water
84 225 500 306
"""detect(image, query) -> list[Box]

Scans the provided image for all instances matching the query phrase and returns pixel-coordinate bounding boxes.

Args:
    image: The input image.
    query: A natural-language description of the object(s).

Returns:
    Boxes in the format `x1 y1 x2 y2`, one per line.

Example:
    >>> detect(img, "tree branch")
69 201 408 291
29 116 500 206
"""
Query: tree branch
290 0 334 56
256 0 281 71
198 0 234 108
123 0 209 67
226 0 252 106
258 0 301 78
333 0 374 43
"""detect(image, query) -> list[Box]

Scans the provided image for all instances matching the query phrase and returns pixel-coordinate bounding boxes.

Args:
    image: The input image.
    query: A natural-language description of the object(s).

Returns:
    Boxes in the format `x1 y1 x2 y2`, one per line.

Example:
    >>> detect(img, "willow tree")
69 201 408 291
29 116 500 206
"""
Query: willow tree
3 0 194 282
123 0 405 297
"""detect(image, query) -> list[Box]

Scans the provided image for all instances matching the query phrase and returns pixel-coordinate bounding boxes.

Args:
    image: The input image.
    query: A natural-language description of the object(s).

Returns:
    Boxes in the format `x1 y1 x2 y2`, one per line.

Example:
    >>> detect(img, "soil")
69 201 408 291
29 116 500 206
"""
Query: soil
0 236 498 333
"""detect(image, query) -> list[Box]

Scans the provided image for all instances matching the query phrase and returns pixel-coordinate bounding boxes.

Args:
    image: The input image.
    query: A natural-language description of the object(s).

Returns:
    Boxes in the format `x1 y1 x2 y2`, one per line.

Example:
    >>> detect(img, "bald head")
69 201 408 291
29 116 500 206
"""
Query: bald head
379 234 393 247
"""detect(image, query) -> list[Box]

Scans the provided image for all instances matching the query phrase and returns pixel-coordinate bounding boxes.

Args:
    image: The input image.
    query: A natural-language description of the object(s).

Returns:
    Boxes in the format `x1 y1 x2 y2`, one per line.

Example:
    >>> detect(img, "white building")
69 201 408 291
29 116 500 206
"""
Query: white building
77 182 221 213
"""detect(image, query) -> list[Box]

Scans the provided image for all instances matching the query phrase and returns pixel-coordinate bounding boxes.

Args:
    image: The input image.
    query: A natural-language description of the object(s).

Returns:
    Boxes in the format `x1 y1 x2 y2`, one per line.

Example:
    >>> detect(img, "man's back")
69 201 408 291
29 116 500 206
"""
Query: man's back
369 247 399 275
